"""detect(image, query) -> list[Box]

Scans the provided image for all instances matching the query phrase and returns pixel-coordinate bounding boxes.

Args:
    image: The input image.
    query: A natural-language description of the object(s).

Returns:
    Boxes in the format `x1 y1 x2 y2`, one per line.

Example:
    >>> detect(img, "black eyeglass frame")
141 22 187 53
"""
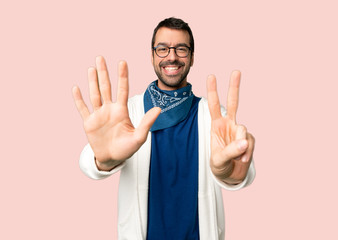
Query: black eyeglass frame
152 45 191 58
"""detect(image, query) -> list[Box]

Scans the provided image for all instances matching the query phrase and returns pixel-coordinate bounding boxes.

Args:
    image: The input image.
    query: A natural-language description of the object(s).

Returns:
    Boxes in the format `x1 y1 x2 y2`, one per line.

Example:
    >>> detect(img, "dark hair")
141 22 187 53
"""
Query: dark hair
151 17 194 53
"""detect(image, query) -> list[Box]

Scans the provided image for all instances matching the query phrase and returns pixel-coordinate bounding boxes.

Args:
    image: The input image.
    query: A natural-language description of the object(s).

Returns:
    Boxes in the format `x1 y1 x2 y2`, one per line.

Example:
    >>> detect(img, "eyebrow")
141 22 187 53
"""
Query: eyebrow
156 42 190 48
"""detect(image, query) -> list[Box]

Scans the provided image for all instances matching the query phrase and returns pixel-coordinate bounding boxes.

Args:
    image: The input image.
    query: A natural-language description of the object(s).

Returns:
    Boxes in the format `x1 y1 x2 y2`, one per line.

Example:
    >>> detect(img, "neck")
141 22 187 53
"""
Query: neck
157 79 188 91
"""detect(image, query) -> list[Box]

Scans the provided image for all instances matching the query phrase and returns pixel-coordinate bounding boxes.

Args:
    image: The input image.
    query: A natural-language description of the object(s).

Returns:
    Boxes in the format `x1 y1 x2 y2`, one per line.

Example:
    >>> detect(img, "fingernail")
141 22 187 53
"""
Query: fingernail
238 140 248 151
241 154 248 163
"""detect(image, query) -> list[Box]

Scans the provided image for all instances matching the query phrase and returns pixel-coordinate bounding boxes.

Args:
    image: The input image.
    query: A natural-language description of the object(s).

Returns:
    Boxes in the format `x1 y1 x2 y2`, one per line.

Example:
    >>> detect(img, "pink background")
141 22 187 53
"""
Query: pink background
1 0 337 239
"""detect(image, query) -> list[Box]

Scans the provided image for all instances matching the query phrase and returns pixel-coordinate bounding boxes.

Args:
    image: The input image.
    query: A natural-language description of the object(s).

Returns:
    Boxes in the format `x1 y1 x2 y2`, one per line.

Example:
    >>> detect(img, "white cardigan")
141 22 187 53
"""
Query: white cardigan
79 94 256 240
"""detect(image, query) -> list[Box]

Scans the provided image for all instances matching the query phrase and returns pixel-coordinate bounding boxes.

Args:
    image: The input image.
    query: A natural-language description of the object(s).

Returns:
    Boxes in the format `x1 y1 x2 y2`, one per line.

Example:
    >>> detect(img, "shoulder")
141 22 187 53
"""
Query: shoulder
127 93 145 126
128 93 144 106
198 97 208 108
197 97 227 117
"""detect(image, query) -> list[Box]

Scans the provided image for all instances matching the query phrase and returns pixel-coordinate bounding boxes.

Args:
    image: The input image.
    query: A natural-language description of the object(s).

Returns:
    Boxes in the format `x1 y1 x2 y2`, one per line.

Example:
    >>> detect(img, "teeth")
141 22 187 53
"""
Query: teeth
164 67 179 71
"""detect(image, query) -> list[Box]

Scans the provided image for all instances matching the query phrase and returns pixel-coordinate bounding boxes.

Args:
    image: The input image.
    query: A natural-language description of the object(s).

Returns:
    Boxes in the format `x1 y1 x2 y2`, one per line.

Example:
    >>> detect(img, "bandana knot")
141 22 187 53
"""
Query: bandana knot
144 81 194 131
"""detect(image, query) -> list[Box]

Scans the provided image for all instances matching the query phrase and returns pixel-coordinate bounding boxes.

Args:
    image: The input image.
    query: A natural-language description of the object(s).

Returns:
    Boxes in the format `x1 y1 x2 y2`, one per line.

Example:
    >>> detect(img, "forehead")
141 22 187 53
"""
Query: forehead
154 27 190 46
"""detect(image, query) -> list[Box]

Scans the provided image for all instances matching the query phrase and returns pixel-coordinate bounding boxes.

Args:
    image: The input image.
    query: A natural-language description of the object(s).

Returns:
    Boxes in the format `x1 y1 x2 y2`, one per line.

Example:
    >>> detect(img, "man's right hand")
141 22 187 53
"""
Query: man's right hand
72 56 161 171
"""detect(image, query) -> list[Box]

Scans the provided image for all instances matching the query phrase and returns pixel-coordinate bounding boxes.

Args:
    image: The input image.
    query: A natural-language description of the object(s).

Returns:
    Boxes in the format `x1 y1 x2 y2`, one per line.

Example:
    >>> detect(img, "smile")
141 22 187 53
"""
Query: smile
162 66 182 75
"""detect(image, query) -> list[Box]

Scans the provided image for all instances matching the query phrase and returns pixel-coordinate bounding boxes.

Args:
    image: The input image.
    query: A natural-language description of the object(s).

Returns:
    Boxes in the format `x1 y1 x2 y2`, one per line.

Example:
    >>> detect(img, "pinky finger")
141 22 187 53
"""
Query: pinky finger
72 86 90 120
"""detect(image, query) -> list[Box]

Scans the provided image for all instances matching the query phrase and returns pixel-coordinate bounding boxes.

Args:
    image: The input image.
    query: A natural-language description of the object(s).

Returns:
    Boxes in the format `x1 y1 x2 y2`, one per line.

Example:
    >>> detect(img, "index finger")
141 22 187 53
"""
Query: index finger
207 75 222 120
226 70 241 122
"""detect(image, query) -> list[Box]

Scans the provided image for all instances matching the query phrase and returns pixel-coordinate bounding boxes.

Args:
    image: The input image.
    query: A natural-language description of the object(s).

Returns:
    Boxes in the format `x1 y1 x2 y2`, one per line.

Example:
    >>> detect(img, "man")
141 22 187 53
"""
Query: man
73 17 255 240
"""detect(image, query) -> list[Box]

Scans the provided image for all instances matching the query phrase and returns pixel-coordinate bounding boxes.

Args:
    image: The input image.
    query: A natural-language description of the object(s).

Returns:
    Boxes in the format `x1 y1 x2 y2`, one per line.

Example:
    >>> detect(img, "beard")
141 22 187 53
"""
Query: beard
154 59 192 89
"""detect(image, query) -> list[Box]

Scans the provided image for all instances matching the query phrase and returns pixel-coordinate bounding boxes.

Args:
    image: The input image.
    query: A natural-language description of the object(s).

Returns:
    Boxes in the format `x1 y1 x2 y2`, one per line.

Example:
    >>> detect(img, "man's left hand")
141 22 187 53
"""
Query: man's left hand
207 71 255 185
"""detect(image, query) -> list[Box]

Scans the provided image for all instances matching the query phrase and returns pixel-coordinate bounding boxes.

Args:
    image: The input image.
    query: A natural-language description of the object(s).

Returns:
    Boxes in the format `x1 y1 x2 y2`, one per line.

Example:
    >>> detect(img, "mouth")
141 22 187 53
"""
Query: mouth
162 65 182 76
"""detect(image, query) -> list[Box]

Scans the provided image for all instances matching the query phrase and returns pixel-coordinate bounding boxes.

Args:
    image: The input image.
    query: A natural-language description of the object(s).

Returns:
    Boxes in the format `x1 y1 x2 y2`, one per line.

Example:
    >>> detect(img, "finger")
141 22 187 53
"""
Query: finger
134 107 161 144
88 67 102 110
235 124 247 140
116 61 129 106
220 138 248 162
207 75 222 120
227 70 241 122
241 133 255 163
228 125 247 160
72 86 90 120
96 56 112 103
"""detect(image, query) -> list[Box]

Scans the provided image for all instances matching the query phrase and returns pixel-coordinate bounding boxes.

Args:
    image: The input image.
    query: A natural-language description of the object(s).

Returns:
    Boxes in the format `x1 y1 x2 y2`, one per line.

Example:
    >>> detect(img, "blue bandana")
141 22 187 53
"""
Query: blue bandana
144 81 195 131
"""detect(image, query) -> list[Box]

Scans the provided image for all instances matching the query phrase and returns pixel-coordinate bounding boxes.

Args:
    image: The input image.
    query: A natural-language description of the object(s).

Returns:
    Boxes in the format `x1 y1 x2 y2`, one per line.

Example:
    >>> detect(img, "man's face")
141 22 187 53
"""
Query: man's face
152 27 194 91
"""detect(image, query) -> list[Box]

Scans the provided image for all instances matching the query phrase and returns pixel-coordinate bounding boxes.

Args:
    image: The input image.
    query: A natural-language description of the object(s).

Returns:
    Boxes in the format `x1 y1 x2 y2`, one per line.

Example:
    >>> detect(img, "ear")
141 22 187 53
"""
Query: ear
151 49 154 64
190 52 194 67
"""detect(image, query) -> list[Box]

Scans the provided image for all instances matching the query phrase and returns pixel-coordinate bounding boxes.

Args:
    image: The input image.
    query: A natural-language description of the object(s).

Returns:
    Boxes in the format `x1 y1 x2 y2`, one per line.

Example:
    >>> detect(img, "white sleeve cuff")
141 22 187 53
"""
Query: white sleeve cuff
79 143 126 180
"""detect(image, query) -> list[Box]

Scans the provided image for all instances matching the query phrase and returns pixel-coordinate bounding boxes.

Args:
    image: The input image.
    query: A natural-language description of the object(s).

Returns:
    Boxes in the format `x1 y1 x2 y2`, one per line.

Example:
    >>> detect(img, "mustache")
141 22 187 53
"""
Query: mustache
159 60 185 67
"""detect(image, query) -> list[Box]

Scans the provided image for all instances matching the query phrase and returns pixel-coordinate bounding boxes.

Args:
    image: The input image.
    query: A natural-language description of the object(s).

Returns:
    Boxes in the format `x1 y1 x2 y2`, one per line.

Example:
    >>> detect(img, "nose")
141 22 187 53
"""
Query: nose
166 48 178 62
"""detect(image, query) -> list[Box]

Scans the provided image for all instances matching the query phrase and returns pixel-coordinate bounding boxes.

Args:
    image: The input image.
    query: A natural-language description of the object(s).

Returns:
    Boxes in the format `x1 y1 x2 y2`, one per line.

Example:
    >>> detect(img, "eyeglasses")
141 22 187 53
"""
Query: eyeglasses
153 45 191 58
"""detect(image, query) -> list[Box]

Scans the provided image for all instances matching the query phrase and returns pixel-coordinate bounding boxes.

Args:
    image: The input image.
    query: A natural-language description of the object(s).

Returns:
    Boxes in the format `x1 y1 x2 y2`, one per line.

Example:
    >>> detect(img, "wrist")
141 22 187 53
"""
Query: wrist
210 159 234 180
211 159 244 185
221 177 243 185
95 157 123 171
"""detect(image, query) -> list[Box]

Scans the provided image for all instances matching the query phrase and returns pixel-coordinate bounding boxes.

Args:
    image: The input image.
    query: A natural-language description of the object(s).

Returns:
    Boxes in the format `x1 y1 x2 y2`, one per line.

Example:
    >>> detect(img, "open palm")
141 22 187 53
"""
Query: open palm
73 56 160 171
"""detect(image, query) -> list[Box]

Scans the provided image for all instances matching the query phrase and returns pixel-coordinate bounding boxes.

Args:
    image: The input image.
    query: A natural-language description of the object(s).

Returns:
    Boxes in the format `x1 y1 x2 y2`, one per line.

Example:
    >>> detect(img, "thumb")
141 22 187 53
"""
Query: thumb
220 139 248 162
134 107 161 143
